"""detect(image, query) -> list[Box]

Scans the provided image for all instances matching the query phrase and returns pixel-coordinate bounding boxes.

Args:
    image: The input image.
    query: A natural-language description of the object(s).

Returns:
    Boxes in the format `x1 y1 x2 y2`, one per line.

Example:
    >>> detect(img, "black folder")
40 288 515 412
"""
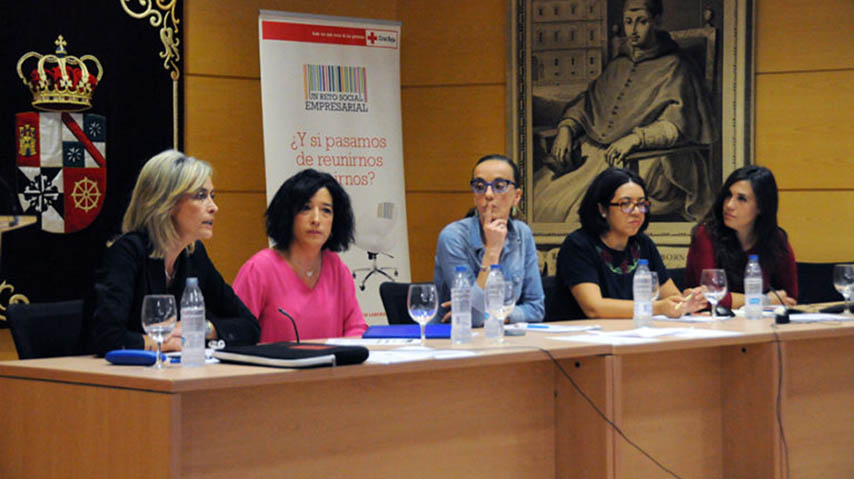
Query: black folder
213 341 369 368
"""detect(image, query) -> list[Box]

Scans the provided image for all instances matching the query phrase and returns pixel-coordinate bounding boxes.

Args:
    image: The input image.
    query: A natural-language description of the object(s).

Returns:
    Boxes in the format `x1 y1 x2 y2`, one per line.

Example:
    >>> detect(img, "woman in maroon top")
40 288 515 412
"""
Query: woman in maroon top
685 166 797 309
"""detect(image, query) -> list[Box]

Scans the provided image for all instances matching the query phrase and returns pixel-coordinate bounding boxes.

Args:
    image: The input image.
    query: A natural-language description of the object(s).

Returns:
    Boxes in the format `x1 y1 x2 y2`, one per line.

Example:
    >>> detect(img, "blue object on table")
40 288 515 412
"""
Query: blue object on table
105 349 166 366
362 324 451 339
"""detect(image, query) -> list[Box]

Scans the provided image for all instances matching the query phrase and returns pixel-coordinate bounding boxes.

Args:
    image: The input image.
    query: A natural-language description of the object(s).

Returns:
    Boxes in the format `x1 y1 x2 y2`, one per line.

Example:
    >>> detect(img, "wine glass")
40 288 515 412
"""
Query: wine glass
833 264 854 316
407 283 438 346
701 269 727 321
650 272 660 301
141 294 177 369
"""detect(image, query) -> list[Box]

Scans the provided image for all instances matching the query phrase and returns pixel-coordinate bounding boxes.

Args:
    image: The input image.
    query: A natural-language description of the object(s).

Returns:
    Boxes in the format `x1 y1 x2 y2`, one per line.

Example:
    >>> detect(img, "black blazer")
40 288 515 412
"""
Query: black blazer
83 231 260 355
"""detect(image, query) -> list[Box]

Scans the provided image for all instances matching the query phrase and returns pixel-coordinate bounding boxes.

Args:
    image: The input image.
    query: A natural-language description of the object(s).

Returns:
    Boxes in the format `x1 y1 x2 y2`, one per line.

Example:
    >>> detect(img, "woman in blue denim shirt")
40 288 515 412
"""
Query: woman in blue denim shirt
433 154 545 325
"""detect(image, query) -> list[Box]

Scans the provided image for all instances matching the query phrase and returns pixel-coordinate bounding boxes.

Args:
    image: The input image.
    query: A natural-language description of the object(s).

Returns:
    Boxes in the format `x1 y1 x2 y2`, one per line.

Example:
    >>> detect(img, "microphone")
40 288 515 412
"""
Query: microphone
278 308 301 343
769 290 792 324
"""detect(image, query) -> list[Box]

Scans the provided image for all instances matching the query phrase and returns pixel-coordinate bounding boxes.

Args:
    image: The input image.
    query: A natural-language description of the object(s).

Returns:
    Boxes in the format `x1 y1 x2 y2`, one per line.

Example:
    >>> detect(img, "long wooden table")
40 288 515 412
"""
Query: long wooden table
1 318 852 478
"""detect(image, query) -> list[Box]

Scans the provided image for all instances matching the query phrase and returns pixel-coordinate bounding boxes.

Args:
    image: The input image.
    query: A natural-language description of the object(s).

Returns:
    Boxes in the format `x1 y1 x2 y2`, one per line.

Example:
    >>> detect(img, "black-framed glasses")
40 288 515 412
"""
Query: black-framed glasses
470 178 516 195
609 199 651 214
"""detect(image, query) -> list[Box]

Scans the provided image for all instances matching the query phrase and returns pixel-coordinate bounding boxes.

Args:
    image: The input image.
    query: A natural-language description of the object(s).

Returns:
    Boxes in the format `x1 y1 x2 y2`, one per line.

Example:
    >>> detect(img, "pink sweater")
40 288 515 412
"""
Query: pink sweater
233 249 367 342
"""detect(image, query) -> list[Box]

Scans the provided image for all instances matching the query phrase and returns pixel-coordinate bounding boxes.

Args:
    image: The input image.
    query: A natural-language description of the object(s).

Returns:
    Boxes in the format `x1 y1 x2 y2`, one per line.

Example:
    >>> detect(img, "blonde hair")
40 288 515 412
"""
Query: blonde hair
122 150 212 258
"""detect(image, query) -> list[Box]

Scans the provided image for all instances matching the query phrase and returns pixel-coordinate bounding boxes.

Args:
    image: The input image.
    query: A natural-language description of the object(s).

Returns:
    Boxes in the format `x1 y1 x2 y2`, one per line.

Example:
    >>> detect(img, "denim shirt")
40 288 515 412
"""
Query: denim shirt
433 215 545 326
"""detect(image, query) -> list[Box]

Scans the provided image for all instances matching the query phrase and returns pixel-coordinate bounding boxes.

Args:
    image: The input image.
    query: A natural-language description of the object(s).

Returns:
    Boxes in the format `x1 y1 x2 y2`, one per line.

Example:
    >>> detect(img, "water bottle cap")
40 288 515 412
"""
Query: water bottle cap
748 254 758 261
186 277 199 286
638 259 648 265
455 265 469 273
490 264 502 271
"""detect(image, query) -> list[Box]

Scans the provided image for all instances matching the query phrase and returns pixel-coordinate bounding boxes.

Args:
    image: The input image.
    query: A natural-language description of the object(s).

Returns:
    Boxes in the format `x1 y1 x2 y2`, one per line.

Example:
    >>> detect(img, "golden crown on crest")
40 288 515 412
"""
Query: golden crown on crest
16 35 104 112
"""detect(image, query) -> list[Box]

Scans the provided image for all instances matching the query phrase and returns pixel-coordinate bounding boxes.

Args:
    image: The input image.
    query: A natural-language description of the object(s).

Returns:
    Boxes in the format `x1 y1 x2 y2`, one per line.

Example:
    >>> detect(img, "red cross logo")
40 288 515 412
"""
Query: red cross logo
367 31 378 44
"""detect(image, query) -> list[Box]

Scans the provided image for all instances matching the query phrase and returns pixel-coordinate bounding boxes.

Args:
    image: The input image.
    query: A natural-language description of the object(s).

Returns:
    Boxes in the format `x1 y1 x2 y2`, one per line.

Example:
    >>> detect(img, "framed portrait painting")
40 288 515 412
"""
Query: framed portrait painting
508 0 755 266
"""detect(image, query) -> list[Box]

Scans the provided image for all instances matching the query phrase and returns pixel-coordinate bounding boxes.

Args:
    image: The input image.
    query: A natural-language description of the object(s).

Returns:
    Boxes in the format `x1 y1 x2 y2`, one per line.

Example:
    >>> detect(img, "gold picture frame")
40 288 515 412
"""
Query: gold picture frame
508 0 754 264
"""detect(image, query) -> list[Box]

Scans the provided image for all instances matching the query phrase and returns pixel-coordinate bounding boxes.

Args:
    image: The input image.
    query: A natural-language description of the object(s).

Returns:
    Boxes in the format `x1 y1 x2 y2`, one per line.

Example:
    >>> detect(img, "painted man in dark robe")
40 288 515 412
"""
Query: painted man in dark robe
534 0 715 225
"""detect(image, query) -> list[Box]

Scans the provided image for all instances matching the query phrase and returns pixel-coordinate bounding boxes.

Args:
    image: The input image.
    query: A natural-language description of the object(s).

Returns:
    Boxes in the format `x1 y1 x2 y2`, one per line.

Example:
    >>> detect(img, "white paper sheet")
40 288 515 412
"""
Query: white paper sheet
366 347 478 364
326 338 420 346
788 313 854 323
547 334 656 345
526 324 602 333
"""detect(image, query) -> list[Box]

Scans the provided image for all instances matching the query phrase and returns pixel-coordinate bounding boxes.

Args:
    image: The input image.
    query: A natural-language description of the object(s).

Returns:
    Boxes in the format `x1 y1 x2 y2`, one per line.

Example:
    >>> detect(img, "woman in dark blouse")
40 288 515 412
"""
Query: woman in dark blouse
84 150 259 355
685 165 797 308
552 167 706 320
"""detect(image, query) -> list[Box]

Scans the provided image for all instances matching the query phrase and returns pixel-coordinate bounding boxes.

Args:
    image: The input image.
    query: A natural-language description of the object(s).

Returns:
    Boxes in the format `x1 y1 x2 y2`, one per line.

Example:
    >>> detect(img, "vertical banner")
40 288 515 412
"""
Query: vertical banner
258 11 409 324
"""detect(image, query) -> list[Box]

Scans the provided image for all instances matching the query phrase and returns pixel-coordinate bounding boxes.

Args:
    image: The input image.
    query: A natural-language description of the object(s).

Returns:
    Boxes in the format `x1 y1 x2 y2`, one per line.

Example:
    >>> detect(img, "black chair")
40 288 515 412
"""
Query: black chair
7 299 84 359
542 275 561 322
796 262 840 304
669 267 686 292
379 282 415 325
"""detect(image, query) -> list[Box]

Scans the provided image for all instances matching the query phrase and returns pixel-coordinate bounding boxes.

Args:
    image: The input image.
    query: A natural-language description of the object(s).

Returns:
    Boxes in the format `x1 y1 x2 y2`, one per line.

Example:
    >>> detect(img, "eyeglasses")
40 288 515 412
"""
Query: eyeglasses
470 178 516 195
609 199 651 214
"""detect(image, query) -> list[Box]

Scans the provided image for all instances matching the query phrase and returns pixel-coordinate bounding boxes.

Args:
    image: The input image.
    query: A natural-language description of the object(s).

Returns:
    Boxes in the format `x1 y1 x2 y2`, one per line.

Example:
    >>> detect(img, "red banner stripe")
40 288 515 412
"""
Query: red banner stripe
61 113 105 168
262 21 367 46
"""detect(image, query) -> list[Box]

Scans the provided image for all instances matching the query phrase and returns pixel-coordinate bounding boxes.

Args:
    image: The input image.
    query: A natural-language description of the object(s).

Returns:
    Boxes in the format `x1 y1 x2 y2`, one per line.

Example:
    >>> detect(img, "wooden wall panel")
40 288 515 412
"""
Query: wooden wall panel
779 191 854 263
402 84 506 191
0 331 17 361
399 0 507 86
204 192 269 282
185 76 265 192
756 0 854 73
185 0 854 287
185 0 398 77
755 70 854 189
406 191 473 281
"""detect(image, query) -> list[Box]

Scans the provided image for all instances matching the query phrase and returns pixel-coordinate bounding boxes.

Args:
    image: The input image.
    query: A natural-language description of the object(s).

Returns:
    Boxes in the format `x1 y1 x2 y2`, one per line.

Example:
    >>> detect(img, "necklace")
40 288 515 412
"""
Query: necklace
165 267 175 284
279 249 320 279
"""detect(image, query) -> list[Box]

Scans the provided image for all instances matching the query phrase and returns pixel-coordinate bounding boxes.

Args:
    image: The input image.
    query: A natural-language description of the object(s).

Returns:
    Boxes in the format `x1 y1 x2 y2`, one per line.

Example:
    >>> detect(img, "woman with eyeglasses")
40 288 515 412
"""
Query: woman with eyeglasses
433 154 545 325
551 167 706 320
84 150 260 355
685 165 797 308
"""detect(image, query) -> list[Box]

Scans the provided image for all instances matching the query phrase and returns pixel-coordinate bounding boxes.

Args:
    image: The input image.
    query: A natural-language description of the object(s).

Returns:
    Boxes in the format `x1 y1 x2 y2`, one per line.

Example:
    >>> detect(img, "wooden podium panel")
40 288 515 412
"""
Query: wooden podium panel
2 319 853 478
180 361 557 478
0 377 178 478
785 334 854 477
0 337 611 479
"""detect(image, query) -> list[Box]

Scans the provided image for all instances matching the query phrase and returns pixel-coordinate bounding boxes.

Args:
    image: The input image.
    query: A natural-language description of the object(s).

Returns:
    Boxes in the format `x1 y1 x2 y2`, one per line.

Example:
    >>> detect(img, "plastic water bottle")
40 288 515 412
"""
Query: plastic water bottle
744 254 764 320
451 265 473 344
181 277 206 367
633 259 653 328
484 264 505 342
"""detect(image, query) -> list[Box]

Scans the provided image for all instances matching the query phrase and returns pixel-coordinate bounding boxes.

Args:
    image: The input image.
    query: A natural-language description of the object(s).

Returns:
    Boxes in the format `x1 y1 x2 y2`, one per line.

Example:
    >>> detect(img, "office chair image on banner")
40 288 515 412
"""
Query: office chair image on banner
352 201 399 291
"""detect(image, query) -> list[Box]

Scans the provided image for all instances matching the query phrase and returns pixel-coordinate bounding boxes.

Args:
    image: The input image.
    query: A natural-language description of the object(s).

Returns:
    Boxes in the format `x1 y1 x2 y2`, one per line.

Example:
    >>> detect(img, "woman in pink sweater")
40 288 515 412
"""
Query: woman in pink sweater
233 169 367 342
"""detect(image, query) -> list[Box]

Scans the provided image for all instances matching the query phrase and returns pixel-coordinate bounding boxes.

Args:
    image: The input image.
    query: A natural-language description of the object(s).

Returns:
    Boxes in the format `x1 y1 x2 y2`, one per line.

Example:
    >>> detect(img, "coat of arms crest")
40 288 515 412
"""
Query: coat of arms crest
14 35 106 233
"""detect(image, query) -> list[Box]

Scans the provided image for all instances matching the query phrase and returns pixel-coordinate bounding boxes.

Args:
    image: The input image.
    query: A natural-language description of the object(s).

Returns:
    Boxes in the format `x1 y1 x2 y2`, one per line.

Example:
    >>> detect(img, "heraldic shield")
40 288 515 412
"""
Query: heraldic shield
15 111 106 233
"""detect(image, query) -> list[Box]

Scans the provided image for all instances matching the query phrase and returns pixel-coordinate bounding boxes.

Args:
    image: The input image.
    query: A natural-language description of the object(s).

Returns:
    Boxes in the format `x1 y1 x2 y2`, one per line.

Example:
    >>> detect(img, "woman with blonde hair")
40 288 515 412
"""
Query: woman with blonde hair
85 150 259 355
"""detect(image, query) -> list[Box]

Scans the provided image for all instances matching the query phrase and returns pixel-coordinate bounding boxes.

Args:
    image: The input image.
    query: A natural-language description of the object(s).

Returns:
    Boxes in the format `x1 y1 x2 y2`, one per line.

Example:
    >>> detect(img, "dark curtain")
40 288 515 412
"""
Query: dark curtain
0 1 184 306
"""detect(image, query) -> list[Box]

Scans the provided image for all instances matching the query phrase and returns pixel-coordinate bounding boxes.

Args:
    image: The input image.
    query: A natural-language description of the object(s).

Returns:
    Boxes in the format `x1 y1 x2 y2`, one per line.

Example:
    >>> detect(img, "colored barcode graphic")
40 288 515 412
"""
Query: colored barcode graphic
304 64 367 100
376 202 394 219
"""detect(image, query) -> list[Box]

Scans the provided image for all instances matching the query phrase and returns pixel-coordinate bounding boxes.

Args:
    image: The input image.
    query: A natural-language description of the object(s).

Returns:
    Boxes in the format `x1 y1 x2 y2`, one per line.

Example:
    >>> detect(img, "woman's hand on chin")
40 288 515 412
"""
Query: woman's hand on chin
482 216 508 251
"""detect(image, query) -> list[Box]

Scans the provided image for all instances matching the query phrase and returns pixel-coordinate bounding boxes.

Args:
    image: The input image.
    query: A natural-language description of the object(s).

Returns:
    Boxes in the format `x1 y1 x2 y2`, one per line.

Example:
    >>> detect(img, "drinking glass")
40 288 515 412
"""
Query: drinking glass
501 280 516 320
487 280 516 342
485 279 511 342
141 294 177 369
650 272 660 301
833 264 854 316
407 283 438 345
701 269 727 321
